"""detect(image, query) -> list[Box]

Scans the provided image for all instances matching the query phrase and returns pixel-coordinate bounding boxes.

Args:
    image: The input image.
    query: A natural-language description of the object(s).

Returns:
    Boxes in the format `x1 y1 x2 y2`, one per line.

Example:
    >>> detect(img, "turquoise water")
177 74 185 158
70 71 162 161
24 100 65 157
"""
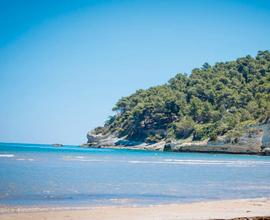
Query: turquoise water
0 142 270 207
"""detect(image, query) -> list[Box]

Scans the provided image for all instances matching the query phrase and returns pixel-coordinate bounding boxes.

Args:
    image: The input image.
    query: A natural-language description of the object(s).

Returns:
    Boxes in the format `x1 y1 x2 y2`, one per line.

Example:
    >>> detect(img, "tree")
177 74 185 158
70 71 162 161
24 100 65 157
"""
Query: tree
101 51 270 142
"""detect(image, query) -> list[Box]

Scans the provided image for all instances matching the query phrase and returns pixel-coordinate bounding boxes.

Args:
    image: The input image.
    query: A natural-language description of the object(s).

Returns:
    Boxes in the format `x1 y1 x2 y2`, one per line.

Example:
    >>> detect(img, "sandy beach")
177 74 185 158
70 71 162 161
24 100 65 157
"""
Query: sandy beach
0 198 270 220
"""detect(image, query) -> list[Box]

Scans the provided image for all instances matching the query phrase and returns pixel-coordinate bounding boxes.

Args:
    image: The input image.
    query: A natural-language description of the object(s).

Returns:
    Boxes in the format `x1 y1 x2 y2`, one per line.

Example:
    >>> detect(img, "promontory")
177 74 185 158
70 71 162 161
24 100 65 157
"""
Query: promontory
84 51 270 155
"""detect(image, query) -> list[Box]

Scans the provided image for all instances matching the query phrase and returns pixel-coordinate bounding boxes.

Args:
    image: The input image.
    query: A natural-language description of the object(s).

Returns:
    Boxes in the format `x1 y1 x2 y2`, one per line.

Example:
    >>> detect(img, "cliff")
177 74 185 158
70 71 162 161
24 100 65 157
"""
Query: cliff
165 123 270 155
84 123 270 155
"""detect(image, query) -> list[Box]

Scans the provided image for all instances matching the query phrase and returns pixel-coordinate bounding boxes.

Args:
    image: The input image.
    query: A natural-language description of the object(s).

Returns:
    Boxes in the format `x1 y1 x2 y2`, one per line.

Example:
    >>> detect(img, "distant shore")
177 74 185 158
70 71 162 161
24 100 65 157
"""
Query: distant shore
1 198 270 220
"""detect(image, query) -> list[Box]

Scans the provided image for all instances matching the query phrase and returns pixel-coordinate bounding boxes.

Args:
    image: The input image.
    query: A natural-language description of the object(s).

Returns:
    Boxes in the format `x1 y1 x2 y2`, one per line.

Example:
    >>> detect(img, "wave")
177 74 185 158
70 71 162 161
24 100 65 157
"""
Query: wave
128 159 270 166
62 156 104 162
0 154 14 158
16 158 35 161
61 155 270 167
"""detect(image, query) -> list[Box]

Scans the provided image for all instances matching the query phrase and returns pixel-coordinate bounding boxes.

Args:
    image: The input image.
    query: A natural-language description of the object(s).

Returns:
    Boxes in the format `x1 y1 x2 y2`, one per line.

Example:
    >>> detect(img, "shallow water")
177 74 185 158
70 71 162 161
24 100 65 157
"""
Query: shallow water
0 142 270 207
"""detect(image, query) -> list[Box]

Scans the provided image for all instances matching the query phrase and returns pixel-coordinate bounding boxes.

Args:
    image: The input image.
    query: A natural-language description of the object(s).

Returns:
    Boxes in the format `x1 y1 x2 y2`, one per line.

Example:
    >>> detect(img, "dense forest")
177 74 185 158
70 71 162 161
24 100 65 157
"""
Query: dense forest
95 51 270 143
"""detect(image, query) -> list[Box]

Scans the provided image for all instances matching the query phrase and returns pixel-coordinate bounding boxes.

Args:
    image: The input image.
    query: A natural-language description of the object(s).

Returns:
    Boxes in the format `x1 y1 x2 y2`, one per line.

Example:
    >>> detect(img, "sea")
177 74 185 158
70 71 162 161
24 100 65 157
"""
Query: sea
0 142 270 207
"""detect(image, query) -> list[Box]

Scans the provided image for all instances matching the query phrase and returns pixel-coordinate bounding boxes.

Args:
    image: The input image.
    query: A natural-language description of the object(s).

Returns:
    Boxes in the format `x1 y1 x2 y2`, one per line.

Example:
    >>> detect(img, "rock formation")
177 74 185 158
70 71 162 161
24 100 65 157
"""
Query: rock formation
84 123 270 155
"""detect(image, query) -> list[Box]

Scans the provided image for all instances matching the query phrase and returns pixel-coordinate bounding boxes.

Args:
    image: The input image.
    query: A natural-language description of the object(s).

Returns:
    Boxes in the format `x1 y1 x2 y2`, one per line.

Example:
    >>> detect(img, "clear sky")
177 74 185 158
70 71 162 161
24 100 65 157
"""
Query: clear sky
0 0 270 145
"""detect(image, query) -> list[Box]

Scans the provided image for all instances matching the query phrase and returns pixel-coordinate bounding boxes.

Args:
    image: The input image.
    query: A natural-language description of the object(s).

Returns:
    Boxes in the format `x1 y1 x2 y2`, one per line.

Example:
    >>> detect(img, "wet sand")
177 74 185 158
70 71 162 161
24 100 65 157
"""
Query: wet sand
0 198 270 220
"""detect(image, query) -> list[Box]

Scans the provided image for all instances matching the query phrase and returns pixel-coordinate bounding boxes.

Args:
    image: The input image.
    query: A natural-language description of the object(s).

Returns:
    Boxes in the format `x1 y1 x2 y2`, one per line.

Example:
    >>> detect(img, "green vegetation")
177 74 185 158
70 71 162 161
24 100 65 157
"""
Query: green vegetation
98 51 270 143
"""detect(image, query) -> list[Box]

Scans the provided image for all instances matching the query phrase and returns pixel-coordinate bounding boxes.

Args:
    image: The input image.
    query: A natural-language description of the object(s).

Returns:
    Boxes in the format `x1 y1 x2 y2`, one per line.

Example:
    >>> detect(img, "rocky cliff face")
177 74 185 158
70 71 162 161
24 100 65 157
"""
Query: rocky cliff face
85 131 119 148
261 123 270 155
84 130 165 151
85 123 270 155
165 124 270 155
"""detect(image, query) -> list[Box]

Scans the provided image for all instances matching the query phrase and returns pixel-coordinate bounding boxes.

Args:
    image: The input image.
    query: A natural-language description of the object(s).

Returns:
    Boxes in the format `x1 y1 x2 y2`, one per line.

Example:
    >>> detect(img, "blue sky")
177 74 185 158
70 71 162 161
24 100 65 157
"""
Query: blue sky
0 0 270 144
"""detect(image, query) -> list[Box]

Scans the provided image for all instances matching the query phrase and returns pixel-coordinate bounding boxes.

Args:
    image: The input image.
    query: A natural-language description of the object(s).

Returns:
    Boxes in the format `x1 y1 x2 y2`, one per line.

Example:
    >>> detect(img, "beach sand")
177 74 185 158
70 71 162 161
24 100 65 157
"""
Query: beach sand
0 198 270 220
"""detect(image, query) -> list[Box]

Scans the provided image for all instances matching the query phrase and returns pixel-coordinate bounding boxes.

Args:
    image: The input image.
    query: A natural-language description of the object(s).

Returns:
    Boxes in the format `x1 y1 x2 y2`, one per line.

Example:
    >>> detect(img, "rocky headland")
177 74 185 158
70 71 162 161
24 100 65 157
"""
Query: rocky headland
83 51 270 155
83 123 270 155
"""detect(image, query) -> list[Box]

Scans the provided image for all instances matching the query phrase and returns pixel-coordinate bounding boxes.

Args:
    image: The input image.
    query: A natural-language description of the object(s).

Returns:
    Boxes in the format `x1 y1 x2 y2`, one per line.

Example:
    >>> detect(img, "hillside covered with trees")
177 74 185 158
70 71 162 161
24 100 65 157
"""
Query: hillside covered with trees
93 51 270 144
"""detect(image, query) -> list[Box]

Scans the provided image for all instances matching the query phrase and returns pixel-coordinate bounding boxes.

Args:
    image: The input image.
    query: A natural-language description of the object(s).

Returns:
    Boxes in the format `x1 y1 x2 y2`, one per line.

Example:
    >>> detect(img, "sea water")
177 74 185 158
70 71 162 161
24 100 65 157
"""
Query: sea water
0 142 270 207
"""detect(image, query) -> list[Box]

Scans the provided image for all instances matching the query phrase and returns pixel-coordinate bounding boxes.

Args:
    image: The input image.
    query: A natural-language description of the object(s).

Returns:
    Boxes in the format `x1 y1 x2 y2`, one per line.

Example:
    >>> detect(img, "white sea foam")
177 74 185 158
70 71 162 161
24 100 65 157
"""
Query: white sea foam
15 158 35 161
63 156 103 162
127 159 270 167
0 154 14 158
61 155 270 167
75 156 85 159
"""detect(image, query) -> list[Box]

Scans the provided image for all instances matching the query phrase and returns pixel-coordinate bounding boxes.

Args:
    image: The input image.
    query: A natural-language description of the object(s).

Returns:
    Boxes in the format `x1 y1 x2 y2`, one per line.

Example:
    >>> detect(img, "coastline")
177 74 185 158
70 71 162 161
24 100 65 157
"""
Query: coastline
83 143 270 156
84 144 267 155
1 198 270 220
85 123 270 156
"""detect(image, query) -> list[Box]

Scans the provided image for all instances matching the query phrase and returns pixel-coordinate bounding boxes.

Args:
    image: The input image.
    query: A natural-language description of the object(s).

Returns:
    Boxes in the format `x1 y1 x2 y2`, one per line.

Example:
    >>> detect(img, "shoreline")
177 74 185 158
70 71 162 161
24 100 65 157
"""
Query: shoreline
85 123 270 156
85 144 264 155
84 144 270 156
1 198 270 220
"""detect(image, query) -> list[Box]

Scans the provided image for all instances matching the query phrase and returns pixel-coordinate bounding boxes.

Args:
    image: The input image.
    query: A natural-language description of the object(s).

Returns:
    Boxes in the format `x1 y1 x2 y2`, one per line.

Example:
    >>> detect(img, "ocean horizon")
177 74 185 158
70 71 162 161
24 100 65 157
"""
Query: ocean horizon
1 142 270 207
